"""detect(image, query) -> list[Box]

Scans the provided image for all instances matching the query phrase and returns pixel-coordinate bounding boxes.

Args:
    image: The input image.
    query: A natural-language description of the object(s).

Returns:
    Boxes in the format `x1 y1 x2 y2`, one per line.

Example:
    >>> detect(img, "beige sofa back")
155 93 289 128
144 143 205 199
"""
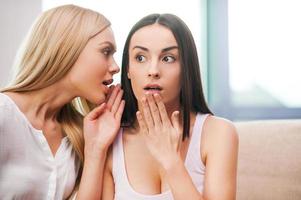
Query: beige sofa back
235 120 301 200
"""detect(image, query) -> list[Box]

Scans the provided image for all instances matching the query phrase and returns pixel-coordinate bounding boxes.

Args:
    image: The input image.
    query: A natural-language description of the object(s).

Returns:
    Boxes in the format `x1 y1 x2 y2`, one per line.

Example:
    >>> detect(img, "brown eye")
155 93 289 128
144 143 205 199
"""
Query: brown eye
102 47 112 56
135 55 146 62
162 56 175 63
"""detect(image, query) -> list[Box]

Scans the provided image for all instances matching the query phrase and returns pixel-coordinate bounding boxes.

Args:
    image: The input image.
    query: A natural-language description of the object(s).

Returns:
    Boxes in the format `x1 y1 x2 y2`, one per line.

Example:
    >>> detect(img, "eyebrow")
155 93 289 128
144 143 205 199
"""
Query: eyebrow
132 45 178 53
99 42 117 51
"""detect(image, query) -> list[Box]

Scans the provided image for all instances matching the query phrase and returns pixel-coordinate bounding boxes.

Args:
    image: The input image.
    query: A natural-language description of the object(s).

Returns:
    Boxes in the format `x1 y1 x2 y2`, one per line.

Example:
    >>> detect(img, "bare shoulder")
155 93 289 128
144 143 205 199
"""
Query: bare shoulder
202 115 238 157
203 115 238 139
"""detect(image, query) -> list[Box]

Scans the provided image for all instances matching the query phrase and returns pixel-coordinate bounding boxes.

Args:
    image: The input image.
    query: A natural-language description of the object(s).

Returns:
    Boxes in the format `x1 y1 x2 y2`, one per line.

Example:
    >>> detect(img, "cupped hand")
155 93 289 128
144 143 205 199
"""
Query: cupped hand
83 85 125 157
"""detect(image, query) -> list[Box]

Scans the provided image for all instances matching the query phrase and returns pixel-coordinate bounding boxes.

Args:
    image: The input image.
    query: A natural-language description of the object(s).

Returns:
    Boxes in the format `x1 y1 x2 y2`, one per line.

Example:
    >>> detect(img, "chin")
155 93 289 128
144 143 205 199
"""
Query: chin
95 95 106 105
84 92 106 105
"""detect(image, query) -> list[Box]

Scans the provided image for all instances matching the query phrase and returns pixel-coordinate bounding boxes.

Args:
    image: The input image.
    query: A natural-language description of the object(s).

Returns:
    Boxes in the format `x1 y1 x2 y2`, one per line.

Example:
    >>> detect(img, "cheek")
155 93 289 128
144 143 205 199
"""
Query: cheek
130 76 142 98
84 61 108 83
72 57 95 76
80 50 108 74
165 68 181 93
128 66 143 85
68 64 86 86
127 71 144 100
89 56 107 72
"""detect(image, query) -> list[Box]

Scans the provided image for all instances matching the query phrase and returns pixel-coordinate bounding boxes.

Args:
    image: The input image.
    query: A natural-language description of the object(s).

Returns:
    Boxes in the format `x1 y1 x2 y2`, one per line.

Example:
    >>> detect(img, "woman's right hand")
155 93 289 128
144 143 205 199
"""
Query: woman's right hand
83 85 125 157
136 94 182 169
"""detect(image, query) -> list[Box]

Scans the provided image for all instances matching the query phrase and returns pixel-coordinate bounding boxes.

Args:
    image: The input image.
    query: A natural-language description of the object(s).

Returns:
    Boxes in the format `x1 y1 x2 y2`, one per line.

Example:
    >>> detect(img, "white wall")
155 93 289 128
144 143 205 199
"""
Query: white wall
0 0 41 87
42 0 203 85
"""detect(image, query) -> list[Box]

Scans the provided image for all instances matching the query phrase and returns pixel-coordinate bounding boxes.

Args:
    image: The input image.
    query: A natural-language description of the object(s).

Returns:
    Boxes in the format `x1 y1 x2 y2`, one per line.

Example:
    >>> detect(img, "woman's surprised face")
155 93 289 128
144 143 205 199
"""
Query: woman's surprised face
128 24 181 107
68 27 120 104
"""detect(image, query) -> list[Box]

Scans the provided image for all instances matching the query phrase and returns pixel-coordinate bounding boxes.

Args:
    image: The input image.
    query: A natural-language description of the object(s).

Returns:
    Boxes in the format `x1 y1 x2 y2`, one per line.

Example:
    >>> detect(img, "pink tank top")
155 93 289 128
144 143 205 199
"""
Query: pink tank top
112 113 208 200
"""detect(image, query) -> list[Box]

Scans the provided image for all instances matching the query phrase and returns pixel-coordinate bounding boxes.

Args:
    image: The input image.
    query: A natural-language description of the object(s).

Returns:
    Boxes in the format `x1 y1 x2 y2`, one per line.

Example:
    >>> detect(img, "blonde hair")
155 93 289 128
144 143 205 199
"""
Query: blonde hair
1 5 111 163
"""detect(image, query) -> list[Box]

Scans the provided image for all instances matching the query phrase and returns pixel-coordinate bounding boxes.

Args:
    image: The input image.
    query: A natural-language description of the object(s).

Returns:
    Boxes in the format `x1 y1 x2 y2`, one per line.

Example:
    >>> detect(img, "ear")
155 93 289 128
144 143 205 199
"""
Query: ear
127 71 131 79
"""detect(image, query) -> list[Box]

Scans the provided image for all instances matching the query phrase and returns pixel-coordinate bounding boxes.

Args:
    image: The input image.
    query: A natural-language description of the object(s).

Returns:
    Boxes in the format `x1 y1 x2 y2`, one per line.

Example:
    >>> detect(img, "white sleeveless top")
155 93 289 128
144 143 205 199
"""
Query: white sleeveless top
112 113 208 200
0 93 80 200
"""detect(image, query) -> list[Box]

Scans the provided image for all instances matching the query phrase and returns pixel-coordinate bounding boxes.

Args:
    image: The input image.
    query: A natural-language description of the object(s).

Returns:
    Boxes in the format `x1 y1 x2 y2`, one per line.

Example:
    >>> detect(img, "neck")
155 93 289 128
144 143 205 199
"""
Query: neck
5 82 76 129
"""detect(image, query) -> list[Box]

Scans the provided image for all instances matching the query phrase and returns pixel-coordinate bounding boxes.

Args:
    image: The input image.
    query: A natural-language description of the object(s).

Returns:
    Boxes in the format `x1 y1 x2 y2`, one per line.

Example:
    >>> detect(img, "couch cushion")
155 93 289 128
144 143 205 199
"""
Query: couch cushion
235 120 301 200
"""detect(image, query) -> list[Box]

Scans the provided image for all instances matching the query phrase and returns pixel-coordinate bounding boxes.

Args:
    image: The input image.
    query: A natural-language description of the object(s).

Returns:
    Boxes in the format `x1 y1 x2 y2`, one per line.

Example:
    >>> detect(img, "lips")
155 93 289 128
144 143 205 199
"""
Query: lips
144 84 162 94
102 79 113 94
144 84 162 90
102 79 113 86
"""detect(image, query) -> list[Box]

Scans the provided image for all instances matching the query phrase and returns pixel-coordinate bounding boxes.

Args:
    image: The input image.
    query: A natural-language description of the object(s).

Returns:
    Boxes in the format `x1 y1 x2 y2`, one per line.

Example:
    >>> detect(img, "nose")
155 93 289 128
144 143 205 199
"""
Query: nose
109 58 120 75
148 60 160 78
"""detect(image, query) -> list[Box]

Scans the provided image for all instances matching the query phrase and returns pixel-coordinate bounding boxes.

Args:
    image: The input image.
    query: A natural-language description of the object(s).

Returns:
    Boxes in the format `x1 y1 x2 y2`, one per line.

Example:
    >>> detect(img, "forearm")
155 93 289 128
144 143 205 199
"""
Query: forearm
76 149 107 200
163 156 204 200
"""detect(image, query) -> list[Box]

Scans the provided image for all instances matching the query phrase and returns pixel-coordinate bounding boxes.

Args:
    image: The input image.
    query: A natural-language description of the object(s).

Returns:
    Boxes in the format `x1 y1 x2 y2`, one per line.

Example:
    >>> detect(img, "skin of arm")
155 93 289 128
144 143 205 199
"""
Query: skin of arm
101 147 115 200
76 86 124 200
162 116 238 200
76 147 108 200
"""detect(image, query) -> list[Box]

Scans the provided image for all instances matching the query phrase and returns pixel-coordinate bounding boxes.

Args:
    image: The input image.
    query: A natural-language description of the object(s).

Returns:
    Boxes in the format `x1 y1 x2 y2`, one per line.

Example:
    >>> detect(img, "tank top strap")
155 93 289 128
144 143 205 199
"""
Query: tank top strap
112 128 128 186
184 113 209 168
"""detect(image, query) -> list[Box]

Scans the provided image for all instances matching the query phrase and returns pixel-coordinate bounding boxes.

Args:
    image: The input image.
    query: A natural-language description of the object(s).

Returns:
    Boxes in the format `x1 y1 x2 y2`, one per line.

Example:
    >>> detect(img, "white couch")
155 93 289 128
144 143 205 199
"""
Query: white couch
235 119 301 200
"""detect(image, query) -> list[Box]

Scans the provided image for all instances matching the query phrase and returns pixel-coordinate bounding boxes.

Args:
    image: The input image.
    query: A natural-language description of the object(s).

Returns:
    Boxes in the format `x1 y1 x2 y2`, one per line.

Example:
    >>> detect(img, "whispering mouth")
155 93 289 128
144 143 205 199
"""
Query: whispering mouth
102 79 113 86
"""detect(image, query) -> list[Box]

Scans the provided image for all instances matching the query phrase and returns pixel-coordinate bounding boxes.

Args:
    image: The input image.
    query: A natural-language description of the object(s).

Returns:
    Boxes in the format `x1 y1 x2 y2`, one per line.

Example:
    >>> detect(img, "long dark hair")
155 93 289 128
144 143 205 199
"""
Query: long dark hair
121 14 212 140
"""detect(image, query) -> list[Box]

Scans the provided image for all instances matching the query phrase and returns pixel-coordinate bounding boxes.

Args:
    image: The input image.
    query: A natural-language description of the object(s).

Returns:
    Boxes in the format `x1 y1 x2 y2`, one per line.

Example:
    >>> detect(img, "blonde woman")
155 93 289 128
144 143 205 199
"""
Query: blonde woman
0 5 124 200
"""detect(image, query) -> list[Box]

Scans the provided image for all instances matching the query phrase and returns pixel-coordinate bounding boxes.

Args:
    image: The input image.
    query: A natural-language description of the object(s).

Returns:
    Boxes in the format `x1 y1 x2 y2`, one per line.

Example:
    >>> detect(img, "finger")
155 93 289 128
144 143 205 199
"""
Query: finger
171 111 182 150
106 84 120 110
86 103 106 121
141 97 154 130
105 85 115 103
171 111 181 133
154 94 170 125
136 111 148 134
146 94 162 126
111 89 124 114
115 100 125 122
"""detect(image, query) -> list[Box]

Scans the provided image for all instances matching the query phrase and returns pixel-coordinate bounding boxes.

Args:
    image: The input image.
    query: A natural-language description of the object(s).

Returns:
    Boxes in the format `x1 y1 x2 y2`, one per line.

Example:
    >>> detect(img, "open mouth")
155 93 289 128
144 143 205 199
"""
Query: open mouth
102 79 113 87
144 84 163 91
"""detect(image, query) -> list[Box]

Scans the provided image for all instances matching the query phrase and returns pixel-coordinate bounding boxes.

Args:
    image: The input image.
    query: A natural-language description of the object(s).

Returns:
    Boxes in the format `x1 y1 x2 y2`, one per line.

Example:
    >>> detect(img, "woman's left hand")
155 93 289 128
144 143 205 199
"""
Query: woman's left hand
83 85 125 157
136 93 182 169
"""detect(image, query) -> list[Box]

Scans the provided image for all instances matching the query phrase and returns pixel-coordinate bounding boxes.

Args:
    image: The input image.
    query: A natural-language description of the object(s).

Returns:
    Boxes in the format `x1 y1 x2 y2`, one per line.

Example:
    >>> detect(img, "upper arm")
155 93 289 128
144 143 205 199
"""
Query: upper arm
202 116 239 200
101 147 115 200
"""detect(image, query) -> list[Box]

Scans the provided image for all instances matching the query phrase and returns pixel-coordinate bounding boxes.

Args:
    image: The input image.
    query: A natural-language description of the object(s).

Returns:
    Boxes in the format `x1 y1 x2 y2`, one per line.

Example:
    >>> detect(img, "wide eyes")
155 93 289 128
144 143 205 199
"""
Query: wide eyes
134 54 176 63
135 55 146 62
162 56 175 63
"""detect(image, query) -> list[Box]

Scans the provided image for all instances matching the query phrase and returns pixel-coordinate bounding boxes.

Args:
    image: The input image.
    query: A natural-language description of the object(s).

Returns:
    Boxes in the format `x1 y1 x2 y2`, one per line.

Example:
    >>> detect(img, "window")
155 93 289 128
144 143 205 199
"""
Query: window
207 0 301 120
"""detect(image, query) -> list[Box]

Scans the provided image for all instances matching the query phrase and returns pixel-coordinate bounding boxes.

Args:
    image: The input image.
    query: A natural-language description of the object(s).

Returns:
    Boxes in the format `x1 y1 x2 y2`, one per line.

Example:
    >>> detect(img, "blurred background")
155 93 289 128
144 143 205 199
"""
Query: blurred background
0 0 300 121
